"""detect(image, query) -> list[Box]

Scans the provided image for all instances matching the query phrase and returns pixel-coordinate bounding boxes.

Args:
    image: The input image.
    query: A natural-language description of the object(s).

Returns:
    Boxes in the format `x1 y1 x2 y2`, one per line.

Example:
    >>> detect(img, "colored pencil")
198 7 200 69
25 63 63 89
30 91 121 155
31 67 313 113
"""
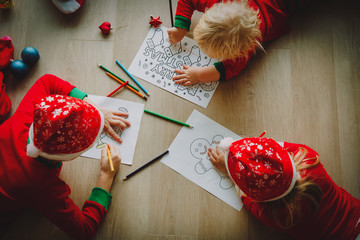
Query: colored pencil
116 60 150 96
169 0 174 27
107 146 114 172
122 150 169 181
98 64 140 92
144 109 193 128
106 72 147 100
258 130 267 138
107 81 128 97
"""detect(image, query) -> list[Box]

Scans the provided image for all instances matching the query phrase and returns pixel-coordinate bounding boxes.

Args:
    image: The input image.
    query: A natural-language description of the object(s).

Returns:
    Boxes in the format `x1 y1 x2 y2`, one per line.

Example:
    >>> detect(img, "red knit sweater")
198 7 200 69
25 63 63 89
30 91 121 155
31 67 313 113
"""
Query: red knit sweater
174 0 293 81
241 142 360 239
0 74 111 240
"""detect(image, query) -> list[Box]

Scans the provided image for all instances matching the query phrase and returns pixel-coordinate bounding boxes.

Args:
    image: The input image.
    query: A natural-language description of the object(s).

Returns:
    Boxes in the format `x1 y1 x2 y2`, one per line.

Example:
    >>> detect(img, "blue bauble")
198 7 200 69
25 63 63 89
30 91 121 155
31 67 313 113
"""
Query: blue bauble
21 47 40 65
9 60 28 78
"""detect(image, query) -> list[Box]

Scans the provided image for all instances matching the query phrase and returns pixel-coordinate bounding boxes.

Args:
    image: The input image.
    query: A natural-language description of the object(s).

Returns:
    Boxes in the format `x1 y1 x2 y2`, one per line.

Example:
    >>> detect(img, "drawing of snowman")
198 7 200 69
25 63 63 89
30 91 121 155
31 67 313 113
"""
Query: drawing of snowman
190 135 233 189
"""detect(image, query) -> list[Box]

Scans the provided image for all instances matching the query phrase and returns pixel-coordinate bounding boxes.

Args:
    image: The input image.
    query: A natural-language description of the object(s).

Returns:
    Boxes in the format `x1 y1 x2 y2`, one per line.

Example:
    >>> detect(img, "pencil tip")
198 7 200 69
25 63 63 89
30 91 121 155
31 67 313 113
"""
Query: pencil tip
122 177 127 181
144 96 148 101
190 126 194 128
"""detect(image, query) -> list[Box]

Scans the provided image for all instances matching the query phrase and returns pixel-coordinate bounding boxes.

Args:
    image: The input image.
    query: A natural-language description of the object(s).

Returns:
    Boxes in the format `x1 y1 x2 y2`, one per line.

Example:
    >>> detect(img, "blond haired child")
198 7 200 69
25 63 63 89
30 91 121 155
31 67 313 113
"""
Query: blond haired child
208 137 360 239
0 74 130 239
168 0 302 85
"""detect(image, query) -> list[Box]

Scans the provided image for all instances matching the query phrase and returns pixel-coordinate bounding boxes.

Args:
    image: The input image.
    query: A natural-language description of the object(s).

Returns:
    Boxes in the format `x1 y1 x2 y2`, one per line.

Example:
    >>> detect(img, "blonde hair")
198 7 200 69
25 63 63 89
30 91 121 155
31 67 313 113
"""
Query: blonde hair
193 0 263 60
261 147 322 229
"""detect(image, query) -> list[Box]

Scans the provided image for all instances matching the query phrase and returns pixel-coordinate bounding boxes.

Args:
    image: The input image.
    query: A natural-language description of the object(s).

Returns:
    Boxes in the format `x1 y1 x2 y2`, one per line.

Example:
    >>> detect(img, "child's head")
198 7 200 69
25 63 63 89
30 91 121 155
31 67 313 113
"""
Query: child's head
194 1 262 60
27 95 104 161
220 137 322 228
220 137 298 202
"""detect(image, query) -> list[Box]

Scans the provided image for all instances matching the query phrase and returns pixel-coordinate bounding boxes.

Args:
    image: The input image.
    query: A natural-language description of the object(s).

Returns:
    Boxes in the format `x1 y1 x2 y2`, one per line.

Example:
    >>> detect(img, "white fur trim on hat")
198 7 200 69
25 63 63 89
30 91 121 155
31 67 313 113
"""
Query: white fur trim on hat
52 0 82 14
26 124 41 158
219 137 234 152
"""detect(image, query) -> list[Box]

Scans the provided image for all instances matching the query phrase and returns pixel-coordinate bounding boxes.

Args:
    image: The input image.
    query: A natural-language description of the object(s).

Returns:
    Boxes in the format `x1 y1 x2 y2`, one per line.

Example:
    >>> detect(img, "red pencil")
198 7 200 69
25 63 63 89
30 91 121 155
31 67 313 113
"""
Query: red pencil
107 81 129 97
258 130 267 138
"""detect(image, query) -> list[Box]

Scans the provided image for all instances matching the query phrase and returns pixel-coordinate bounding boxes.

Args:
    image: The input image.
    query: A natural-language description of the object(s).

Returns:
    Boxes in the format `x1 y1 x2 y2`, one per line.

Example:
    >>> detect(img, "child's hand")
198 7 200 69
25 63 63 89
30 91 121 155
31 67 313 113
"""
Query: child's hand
97 144 121 192
101 144 121 175
167 27 188 44
173 65 220 86
173 65 201 85
208 146 228 174
100 107 131 143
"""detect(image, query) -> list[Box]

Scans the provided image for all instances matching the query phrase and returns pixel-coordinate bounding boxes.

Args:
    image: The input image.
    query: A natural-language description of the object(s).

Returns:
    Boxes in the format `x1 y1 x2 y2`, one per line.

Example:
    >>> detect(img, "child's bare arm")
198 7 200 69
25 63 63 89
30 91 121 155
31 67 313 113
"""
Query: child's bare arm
167 27 188 44
173 65 220 85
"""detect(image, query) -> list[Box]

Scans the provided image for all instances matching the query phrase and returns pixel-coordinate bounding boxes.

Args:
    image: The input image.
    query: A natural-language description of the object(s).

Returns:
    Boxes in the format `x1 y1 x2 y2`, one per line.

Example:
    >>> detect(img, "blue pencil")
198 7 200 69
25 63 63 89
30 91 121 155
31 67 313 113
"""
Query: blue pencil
116 60 150 97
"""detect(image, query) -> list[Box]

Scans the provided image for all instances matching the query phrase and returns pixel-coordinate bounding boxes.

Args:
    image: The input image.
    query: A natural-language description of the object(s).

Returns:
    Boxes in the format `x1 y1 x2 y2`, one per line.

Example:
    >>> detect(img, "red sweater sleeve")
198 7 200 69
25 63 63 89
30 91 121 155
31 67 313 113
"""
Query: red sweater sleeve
23 171 108 240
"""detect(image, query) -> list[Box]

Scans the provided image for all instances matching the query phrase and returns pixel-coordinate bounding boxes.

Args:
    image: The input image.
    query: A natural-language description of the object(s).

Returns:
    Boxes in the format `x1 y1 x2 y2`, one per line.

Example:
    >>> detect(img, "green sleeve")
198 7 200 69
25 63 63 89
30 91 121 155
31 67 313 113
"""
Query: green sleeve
88 187 112 210
69 88 88 100
174 15 191 31
214 62 226 81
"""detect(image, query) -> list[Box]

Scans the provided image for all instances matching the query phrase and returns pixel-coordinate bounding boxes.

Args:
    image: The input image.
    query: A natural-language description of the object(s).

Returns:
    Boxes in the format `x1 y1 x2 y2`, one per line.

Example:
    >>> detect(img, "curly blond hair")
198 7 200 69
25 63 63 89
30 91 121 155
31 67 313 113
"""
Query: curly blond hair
193 0 263 60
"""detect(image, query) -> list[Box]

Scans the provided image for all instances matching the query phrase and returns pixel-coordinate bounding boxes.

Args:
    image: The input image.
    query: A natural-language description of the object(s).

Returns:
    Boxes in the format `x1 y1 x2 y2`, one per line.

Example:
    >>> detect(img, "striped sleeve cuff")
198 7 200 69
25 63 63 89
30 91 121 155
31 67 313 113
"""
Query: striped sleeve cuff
88 187 112 210
69 88 88 100
174 15 191 31
213 62 226 81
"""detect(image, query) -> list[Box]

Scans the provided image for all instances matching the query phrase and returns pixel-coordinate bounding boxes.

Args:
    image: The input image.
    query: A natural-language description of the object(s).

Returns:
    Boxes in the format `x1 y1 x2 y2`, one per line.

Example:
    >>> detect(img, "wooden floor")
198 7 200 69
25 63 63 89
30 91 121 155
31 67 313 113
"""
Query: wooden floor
1 0 359 239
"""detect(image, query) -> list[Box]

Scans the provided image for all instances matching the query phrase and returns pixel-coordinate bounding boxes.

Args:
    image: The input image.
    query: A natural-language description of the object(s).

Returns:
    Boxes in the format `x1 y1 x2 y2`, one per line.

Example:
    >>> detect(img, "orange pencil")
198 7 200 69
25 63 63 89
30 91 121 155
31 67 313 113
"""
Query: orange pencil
107 81 128 97
106 72 147 100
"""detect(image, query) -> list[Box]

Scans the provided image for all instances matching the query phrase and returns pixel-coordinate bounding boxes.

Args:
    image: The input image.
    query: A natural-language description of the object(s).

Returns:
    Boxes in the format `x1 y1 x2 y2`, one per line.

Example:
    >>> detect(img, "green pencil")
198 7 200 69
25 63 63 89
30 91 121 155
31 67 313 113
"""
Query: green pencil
98 64 140 92
144 109 193 128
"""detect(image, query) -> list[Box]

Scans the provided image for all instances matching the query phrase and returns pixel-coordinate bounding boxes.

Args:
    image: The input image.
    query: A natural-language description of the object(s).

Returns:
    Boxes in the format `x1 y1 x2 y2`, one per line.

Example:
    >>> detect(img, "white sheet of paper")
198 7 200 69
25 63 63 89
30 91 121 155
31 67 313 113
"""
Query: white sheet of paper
129 26 218 108
161 110 243 211
81 95 144 165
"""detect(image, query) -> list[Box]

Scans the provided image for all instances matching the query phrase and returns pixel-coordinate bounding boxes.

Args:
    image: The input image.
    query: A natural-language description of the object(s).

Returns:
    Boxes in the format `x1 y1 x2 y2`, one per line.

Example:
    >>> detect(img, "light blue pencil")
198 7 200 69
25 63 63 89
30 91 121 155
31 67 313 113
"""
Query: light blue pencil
115 60 150 96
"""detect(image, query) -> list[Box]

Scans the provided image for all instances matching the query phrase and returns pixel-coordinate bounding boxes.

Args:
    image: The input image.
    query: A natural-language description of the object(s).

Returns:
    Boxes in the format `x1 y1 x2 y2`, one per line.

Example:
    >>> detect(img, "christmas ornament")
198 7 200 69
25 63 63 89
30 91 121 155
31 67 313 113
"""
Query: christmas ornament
9 60 28 79
21 47 40 65
52 0 85 14
149 16 162 28
99 22 111 35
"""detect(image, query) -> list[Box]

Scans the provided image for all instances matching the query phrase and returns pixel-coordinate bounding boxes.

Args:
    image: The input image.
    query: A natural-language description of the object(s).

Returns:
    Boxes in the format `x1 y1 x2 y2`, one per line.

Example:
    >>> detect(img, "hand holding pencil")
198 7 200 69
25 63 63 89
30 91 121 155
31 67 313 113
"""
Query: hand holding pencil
96 144 121 192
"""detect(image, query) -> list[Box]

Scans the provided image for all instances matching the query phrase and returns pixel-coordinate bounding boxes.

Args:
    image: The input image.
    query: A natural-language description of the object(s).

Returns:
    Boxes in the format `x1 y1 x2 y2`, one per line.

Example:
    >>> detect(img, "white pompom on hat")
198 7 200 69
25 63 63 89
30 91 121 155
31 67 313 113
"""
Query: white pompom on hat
26 94 104 161
52 0 85 14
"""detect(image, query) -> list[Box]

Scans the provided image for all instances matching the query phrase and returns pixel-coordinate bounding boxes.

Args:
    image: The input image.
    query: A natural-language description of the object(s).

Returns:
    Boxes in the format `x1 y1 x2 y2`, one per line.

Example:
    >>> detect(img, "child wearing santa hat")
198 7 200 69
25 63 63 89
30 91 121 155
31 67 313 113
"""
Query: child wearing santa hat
208 137 360 239
0 74 130 239
168 0 311 86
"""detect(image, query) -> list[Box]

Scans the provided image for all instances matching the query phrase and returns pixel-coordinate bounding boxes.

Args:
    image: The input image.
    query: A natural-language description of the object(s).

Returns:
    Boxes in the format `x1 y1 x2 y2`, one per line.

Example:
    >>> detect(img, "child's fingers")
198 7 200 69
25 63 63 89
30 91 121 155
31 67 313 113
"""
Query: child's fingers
105 126 122 143
113 111 129 118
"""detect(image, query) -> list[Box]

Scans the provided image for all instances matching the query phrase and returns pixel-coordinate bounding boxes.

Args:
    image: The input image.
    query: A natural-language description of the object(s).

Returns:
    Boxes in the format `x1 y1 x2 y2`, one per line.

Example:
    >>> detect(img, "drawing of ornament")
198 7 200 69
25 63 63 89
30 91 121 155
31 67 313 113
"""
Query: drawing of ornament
190 135 234 190
199 82 217 91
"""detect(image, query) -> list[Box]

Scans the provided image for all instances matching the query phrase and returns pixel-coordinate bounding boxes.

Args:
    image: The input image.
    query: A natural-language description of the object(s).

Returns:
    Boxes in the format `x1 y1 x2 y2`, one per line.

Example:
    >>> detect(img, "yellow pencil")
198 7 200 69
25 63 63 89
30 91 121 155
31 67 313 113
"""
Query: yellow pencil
106 72 147 100
107 146 114 172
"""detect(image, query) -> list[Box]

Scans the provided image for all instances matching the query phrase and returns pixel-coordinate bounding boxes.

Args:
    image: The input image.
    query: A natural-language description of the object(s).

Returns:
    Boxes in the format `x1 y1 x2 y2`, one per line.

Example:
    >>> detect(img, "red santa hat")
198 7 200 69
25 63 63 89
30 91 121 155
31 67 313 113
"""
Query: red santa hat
220 137 298 202
52 0 85 14
27 94 104 161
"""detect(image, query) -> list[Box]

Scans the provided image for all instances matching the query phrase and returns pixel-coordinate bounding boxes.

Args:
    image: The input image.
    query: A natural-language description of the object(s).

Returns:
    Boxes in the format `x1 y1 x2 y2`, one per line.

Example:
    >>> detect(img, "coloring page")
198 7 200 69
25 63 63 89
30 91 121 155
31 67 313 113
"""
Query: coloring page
81 95 144 165
161 110 243 211
128 26 218 108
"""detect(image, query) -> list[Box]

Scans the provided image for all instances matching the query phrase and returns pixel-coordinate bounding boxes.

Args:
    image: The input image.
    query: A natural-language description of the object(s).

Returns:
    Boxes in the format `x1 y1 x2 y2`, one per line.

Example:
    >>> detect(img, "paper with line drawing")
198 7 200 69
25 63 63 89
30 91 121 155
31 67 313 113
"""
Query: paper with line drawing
81 95 144 165
161 110 243 211
129 26 218 108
